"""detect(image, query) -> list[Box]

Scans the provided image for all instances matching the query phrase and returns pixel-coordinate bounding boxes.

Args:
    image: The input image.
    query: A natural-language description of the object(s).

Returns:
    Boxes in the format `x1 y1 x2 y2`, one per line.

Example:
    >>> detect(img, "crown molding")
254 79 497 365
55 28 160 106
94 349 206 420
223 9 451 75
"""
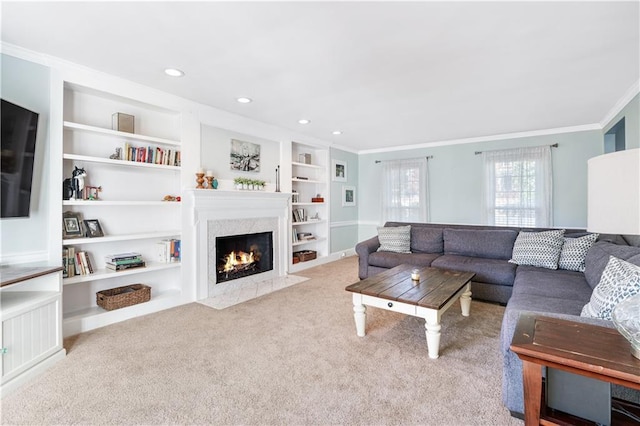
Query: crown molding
357 123 602 155
599 80 640 130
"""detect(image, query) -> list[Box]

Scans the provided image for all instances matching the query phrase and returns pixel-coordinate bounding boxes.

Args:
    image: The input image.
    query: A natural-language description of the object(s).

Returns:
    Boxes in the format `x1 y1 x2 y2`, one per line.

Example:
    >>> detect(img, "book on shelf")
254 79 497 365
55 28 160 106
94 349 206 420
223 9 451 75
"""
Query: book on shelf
105 252 142 262
123 143 181 166
63 247 94 277
156 239 181 263
293 208 306 223
62 248 69 278
105 261 146 271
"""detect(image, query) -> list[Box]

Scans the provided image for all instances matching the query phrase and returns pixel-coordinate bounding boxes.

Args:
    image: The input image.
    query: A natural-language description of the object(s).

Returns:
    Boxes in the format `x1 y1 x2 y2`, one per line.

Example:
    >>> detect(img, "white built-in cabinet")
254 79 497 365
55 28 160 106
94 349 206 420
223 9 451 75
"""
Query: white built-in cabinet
61 83 183 336
290 141 329 272
0 266 65 397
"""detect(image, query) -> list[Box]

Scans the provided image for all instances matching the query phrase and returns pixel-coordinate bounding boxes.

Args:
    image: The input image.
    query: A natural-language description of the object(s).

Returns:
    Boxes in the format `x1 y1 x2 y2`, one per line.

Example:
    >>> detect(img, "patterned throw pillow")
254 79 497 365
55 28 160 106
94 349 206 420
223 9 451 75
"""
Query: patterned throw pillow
581 256 640 320
509 229 565 270
558 233 599 272
377 225 411 253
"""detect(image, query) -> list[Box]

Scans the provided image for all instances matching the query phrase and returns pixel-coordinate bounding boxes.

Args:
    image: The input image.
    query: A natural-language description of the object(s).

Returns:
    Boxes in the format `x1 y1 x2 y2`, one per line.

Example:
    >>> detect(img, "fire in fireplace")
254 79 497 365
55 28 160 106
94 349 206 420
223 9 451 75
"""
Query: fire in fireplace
216 231 273 284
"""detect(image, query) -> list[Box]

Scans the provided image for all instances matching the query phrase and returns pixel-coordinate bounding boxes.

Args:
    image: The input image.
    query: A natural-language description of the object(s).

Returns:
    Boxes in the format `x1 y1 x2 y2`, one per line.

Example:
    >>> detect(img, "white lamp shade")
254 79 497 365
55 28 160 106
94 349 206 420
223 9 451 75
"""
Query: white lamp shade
588 148 640 235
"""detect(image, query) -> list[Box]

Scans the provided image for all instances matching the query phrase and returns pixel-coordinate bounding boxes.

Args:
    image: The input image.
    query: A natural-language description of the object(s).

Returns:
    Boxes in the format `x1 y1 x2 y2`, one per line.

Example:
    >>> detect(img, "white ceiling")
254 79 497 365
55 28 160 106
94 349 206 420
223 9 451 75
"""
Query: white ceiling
2 1 639 152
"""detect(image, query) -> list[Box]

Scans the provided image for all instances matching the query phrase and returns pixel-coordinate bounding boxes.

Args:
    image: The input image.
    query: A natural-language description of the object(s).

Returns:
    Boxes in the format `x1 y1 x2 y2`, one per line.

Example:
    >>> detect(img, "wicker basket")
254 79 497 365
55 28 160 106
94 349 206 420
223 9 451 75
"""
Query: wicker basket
294 250 317 262
96 284 151 311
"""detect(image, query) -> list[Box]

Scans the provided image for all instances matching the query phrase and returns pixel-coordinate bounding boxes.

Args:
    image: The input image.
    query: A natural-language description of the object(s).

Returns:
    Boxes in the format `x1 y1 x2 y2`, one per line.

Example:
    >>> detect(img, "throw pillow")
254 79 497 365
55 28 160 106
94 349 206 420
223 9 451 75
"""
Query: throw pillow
581 256 640 320
558 233 599 272
377 225 411 253
509 229 565 270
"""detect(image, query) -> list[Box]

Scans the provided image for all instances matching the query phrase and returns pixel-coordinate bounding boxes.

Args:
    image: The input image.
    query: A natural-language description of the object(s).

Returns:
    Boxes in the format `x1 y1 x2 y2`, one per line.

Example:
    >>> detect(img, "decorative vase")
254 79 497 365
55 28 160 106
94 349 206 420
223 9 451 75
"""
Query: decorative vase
242 183 248 190
212 178 218 189
612 293 640 359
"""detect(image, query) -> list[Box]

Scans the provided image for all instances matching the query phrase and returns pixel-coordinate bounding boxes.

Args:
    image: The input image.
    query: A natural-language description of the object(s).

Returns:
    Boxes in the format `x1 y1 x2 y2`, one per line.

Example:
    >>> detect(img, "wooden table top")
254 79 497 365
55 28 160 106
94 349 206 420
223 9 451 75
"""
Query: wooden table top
345 264 475 310
0 265 63 287
510 314 640 389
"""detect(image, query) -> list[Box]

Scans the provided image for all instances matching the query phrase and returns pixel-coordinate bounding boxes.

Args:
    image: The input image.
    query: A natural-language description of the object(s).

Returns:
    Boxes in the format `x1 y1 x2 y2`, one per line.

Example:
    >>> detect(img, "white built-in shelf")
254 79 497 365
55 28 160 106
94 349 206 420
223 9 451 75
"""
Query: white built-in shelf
292 237 327 247
63 200 181 206
63 262 180 285
63 230 181 246
292 202 325 206
63 288 181 325
291 161 323 169
292 178 322 184
64 121 181 146
292 220 326 226
63 153 180 170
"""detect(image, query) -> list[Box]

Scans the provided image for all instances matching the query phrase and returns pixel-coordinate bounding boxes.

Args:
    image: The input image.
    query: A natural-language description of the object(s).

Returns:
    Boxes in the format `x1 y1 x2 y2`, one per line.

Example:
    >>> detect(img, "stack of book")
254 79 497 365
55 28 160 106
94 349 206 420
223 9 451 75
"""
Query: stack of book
105 252 146 271
63 247 95 277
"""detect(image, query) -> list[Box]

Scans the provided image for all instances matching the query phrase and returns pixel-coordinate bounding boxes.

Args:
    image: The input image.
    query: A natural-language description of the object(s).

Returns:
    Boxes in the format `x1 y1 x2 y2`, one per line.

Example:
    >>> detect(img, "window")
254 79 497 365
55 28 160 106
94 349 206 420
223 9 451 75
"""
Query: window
381 158 429 223
482 146 552 227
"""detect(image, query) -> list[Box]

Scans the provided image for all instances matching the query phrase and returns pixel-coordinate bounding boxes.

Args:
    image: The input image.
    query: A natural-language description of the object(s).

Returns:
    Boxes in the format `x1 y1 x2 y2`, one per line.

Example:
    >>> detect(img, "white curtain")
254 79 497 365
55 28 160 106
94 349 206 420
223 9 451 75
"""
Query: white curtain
381 158 429 223
481 146 552 227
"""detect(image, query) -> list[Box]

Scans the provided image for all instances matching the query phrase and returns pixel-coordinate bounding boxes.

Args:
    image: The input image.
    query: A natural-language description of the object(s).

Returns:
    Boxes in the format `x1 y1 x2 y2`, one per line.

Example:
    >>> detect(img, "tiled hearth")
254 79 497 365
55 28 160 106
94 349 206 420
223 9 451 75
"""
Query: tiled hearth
187 190 291 301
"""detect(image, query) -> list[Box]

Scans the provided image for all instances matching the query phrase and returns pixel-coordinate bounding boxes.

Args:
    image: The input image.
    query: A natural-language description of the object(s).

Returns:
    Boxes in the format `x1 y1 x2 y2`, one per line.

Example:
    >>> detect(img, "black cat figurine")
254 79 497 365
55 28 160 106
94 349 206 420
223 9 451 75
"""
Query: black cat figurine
62 166 87 200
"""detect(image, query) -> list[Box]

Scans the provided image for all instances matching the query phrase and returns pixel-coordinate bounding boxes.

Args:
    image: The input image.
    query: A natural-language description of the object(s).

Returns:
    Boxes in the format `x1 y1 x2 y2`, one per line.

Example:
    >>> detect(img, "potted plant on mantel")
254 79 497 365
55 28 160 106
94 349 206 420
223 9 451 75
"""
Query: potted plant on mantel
233 177 266 191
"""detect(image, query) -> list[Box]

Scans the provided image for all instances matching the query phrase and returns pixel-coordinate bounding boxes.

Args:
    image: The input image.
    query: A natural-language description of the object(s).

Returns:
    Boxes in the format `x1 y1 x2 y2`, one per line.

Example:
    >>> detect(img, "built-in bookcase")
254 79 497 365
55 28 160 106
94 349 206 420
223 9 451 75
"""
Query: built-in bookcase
290 141 329 271
61 83 183 336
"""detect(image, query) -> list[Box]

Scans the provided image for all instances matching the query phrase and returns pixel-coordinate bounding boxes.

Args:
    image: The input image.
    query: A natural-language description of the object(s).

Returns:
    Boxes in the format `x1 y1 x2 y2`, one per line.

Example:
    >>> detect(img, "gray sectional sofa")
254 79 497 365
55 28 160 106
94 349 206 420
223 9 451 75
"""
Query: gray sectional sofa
355 221 640 416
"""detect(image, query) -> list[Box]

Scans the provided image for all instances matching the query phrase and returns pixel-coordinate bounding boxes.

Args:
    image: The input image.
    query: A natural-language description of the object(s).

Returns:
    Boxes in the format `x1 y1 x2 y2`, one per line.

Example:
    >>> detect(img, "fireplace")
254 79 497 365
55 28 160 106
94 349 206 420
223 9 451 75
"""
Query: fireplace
216 232 273 284
187 189 290 300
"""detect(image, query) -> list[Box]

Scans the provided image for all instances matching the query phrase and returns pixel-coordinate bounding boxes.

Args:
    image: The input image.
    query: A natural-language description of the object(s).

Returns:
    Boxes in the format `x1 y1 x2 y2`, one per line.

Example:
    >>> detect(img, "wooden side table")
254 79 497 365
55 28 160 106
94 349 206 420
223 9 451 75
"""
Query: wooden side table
510 314 640 425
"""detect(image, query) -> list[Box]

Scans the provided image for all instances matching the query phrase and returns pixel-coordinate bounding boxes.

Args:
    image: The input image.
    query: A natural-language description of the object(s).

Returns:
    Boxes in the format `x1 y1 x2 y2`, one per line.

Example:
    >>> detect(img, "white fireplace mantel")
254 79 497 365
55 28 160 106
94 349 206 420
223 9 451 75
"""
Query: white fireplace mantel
185 189 292 300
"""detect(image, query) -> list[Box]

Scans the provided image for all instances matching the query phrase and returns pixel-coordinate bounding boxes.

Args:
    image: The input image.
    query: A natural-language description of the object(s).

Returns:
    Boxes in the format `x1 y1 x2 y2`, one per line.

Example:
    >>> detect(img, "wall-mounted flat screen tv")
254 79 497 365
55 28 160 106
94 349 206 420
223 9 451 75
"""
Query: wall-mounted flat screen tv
1 99 39 218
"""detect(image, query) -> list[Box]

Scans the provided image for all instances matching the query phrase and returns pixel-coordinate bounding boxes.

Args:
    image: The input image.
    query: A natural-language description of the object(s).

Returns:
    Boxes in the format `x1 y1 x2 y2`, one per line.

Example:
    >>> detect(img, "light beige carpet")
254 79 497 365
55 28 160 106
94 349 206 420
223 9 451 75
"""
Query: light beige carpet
1 257 521 425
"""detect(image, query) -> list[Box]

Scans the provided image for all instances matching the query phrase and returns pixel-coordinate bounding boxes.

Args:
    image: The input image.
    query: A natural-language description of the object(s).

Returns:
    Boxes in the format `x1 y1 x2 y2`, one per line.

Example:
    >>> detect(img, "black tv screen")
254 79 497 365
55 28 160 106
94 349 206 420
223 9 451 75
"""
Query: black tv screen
1 99 39 218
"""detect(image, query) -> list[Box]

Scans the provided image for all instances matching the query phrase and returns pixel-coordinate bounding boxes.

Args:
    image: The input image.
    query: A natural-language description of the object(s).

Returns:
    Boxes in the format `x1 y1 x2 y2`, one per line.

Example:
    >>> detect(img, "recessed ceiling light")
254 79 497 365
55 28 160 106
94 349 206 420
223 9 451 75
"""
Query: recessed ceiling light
237 97 253 104
332 130 342 135
298 119 311 125
164 68 185 77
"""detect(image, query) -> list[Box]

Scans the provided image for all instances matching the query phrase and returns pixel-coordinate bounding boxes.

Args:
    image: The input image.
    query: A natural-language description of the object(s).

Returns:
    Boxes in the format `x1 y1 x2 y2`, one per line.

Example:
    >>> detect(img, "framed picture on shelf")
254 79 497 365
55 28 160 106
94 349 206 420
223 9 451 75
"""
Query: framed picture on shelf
84 219 104 238
62 211 84 239
332 159 347 182
342 185 356 207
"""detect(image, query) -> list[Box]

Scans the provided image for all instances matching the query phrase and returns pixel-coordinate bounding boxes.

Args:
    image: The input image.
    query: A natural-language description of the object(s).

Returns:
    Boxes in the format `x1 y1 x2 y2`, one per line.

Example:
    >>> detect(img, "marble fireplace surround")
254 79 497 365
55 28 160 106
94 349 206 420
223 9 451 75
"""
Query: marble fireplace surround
190 190 290 300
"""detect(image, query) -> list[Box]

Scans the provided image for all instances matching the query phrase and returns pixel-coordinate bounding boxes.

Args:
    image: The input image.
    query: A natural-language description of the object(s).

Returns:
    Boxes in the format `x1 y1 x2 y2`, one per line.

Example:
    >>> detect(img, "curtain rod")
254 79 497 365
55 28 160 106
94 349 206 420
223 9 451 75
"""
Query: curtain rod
474 143 558 155
375 155 433 164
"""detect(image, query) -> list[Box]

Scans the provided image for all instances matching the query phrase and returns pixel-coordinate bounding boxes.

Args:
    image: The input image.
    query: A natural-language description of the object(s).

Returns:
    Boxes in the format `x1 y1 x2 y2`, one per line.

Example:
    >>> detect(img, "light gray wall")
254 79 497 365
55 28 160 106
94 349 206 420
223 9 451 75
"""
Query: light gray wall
358 130 603 240
200 124 280 187
330 147 359 253
0 54 51 263
603 93 639 149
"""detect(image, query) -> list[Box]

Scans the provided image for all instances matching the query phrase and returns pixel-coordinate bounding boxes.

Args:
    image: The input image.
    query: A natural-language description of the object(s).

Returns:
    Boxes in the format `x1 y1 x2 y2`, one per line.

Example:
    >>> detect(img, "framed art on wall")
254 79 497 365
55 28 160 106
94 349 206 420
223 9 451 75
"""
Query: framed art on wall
332 159 347 182
342 185 356 207
230 139 261 172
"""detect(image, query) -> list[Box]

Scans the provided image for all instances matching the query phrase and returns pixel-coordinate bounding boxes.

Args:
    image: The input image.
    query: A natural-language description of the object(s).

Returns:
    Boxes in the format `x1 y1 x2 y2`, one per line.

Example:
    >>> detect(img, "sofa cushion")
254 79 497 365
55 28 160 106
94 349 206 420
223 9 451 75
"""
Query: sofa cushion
368 251 440 269
584 242 640 290
512 265 592 301
443 228 518 260
410 227 444 253
431 254 517 286
509 229 565 269
558 233 599 272
376 225 411 253
581 256 640 320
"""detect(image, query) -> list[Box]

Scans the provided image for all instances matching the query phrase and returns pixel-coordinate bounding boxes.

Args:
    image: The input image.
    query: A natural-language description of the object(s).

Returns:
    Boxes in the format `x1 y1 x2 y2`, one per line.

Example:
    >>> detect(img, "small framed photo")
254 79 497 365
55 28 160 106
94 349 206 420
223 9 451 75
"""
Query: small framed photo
332 159 347 182
342 185 356 207
63 211 84 239
83 219 104 238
